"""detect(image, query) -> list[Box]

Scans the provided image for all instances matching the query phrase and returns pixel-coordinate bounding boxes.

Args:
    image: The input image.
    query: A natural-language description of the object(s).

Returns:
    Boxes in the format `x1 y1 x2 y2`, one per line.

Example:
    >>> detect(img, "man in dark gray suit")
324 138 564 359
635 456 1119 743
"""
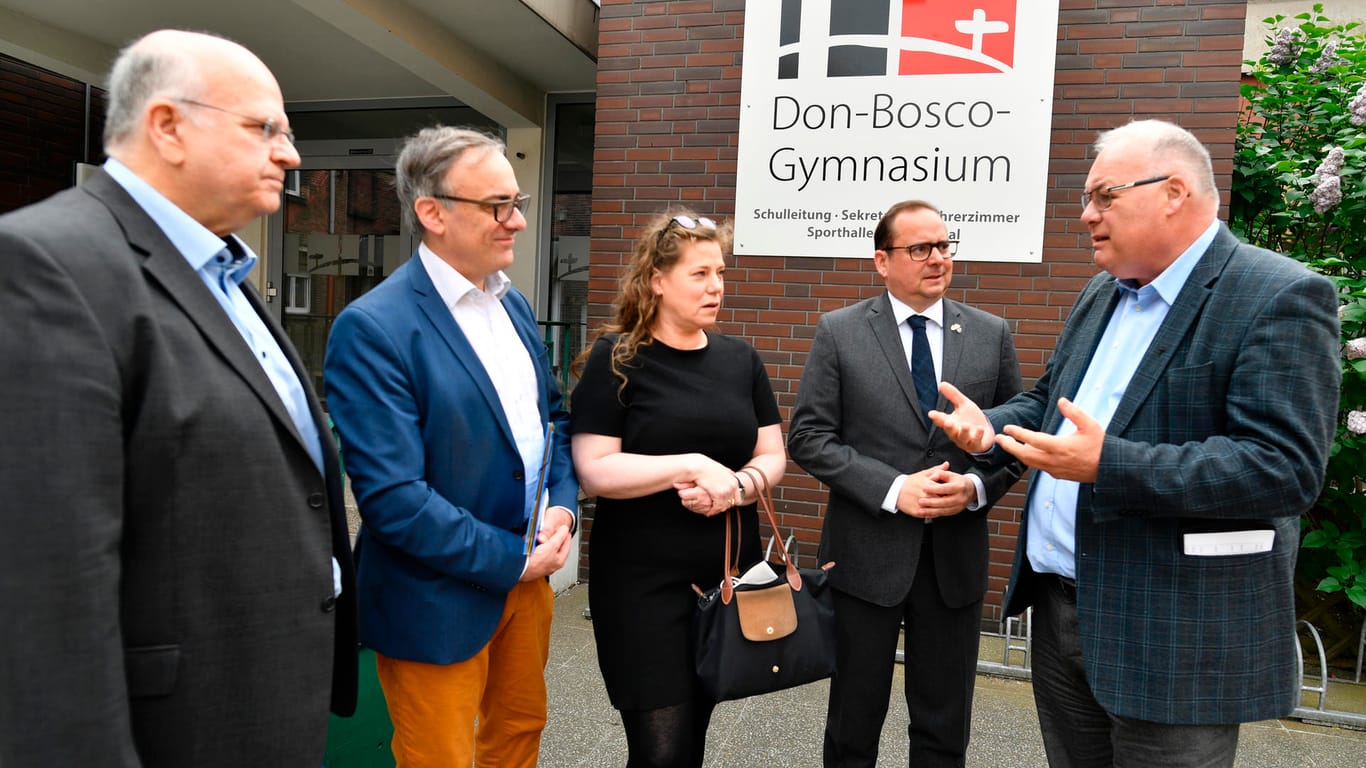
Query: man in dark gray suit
789 200 1023 768
932 119 1340 767
0 30 356 767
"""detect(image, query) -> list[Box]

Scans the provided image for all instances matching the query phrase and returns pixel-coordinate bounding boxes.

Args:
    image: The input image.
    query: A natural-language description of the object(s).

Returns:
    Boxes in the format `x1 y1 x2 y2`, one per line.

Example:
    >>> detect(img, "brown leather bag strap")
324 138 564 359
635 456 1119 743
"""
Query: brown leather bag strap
720 507 734 604
740 466 803 591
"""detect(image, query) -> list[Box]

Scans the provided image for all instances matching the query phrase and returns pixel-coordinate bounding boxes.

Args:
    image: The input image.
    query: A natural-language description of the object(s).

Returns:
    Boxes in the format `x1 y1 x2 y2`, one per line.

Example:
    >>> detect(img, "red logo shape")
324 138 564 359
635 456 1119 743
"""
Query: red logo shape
899 0 1017 75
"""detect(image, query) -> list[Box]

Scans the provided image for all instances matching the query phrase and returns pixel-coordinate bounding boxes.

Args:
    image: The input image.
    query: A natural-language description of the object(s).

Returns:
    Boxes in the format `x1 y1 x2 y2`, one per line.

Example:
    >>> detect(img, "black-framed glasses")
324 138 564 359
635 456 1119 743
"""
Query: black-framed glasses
430 192 532 223
1081 175 1170 212
175 97 295 145
883 240 958 261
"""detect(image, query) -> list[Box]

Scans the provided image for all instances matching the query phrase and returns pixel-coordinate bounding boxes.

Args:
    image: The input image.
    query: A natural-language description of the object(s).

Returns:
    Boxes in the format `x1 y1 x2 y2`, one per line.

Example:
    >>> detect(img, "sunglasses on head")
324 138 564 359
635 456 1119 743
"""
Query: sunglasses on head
670 214 716 231
656 214 718 248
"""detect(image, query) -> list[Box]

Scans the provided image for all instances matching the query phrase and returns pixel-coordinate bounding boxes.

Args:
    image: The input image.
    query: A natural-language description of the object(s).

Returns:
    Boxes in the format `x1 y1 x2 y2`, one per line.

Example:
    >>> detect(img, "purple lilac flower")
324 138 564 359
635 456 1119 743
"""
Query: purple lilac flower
1313 146 1345 182
1266 28 1301 65
1347 338 1366 360
1310 40 1340 74
1350 84 1366 127
1310 175 1343 214
1348 410 1366 436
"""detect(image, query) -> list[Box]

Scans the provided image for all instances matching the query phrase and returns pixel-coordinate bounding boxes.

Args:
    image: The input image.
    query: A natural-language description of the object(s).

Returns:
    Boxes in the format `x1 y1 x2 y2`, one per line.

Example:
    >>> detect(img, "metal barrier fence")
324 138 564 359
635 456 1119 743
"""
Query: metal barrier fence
895 607 1366 730
538 320 585 394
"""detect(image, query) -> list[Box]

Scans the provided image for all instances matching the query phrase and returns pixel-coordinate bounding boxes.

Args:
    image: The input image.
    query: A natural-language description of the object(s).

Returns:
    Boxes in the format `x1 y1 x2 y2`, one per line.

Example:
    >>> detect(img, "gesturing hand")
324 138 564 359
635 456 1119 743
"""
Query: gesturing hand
928 381 995 453
995 397 1102 482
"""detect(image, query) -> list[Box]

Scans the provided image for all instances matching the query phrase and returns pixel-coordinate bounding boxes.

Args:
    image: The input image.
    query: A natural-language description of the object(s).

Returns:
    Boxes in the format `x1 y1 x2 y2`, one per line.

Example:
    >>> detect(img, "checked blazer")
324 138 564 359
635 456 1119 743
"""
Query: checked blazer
993 225 1340 725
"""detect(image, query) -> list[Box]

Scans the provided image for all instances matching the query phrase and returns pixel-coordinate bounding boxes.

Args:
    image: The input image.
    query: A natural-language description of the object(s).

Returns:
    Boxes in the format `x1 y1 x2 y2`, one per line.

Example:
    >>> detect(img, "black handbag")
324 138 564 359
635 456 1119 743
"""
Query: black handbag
692 467 836 703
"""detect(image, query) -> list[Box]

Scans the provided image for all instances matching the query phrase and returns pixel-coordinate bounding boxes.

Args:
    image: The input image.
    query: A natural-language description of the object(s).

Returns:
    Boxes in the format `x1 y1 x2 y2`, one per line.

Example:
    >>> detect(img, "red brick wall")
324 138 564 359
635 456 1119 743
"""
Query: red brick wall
0 52 106 215
585 0 1248 625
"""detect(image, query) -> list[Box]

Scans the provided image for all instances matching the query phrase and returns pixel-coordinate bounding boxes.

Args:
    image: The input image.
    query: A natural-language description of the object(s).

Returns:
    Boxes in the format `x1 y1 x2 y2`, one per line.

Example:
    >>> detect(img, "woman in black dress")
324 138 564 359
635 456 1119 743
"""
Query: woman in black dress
571 211 786 768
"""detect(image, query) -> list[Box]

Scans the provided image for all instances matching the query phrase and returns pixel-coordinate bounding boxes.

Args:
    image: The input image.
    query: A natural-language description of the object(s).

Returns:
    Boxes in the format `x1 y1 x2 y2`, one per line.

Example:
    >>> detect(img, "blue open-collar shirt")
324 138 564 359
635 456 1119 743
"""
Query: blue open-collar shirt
1026 218 1219 579
103 158 324 473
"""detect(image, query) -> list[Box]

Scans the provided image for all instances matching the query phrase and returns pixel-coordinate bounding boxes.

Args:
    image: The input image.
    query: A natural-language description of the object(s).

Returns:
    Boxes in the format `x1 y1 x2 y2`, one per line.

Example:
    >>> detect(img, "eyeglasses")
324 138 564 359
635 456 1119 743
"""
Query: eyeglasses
430 192 532 223
1081 175 1170 212
883 240 958 261
175 98 295 145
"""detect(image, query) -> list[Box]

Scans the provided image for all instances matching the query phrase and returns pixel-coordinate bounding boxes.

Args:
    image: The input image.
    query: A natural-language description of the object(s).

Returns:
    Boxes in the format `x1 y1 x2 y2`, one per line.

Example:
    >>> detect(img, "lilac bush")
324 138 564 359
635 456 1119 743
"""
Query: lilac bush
1234 4 1366 610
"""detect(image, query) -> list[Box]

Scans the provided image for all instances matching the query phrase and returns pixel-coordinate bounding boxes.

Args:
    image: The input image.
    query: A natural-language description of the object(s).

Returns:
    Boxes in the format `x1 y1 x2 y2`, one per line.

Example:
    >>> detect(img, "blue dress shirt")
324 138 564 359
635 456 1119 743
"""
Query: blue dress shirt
103 158 325 473
1026 219 1220 578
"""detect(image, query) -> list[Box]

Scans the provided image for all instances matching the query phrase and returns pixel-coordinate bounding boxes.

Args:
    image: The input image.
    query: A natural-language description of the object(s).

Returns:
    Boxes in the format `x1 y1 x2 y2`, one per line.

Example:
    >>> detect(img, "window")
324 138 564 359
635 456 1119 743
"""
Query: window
284 273 311 314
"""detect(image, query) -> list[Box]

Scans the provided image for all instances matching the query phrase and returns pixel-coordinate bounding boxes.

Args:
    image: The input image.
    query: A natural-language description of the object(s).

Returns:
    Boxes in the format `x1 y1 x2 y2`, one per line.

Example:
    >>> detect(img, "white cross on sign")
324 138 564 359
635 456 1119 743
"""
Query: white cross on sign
955 9 1010 54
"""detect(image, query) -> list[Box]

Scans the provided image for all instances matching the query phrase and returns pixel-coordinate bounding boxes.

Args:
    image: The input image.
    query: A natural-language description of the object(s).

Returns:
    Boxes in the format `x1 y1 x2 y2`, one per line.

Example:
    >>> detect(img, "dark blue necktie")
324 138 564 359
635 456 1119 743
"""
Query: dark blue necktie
908 315 937 421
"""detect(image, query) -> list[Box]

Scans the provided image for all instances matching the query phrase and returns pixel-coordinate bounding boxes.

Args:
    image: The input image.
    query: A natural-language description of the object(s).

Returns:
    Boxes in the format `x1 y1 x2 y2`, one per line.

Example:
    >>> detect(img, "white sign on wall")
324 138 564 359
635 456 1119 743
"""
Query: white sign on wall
734 0 1059 261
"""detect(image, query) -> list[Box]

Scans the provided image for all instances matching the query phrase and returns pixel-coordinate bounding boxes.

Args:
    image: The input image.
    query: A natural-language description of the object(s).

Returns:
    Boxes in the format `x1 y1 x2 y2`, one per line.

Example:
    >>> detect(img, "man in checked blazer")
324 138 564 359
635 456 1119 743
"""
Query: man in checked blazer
933 120 1340 767
789 200 1023 767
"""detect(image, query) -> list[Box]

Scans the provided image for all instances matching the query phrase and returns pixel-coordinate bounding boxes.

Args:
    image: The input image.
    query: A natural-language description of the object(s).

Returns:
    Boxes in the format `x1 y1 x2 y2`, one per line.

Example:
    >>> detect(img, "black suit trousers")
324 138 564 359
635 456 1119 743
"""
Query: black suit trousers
824 525 981 768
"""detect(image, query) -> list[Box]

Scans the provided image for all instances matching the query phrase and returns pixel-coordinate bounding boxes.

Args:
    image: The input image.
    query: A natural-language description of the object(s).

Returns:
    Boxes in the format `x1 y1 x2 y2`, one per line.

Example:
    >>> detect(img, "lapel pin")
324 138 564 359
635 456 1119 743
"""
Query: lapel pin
950 323 962 334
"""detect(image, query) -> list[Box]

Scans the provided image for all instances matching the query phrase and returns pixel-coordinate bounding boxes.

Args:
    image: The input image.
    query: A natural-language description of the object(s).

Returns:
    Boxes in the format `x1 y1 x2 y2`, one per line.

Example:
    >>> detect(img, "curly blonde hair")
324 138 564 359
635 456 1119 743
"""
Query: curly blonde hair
593 209 734 396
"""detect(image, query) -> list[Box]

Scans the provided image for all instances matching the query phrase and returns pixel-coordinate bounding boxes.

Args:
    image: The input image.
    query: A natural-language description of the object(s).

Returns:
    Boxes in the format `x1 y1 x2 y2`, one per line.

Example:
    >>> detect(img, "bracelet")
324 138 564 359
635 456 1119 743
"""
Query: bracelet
733 473 746 502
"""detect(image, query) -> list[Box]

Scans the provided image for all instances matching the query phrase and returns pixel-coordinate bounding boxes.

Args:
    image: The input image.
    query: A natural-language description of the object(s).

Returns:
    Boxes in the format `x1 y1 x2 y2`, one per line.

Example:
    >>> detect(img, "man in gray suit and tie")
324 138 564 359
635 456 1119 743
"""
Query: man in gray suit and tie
0 30 356 766
789 200 1023 767
932 119 1340 767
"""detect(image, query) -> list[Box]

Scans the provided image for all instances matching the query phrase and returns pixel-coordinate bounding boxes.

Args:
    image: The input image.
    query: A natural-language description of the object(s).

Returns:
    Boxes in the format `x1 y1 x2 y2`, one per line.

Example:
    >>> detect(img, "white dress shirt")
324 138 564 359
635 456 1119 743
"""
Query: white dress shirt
880 293 988 515
418 243 546 524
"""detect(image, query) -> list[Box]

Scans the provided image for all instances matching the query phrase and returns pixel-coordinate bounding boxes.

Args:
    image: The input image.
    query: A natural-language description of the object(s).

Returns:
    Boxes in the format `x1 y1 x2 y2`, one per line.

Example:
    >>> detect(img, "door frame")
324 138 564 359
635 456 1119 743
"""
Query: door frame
263 139 414 323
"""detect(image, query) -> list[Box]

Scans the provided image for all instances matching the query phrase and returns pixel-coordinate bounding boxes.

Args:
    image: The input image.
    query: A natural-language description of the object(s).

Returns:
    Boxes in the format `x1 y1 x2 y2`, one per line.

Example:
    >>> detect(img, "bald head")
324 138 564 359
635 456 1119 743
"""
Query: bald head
1081 119 1222 284
1094 120 1219 208
100 29 299 235
104 31 270 152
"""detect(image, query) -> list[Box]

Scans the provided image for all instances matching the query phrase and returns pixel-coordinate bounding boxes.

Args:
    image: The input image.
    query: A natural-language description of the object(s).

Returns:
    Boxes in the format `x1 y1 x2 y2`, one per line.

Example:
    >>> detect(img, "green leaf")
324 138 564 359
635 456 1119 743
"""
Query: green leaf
1303 529 1333 548
1347 585 1366 610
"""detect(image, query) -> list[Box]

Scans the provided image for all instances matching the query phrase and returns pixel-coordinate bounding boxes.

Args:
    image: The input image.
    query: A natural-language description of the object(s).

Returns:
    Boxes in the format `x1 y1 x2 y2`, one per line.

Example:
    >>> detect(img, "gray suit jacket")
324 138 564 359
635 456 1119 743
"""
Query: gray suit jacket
992 226 1340 724
789 292 1023 608
0 170 357 767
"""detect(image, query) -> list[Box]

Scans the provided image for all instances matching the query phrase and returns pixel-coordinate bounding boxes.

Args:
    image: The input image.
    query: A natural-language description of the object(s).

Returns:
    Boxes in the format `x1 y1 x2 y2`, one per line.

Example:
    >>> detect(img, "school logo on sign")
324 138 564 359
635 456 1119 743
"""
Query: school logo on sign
777 0 1018 79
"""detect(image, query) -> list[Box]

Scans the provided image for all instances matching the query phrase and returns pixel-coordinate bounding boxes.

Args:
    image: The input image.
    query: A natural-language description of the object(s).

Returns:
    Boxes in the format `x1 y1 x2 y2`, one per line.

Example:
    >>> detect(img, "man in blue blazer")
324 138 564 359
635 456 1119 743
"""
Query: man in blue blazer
324 127 576 768
933 120 1340 767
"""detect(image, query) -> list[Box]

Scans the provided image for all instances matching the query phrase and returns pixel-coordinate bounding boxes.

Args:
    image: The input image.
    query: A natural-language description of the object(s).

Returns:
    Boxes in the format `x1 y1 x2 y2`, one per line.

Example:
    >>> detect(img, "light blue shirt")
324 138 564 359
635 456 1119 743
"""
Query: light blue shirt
103 158 325 473
1026 219 1219 578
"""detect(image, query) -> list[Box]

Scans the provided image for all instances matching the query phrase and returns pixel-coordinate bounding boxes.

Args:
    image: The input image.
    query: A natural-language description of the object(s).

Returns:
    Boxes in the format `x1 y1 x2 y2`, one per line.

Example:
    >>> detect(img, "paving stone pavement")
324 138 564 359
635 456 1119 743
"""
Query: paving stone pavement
542 583 1366 768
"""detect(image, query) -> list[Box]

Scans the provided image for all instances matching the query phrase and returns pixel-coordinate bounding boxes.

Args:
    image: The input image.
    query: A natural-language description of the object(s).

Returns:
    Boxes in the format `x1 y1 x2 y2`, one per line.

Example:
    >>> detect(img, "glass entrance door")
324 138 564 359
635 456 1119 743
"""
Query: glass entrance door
275 167 409 398
540 95 595 391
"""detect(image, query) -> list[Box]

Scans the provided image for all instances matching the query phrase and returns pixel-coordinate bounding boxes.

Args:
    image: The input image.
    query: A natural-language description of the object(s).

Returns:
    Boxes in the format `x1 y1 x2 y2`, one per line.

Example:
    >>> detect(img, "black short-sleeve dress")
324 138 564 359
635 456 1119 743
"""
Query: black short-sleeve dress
571 332 781 711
